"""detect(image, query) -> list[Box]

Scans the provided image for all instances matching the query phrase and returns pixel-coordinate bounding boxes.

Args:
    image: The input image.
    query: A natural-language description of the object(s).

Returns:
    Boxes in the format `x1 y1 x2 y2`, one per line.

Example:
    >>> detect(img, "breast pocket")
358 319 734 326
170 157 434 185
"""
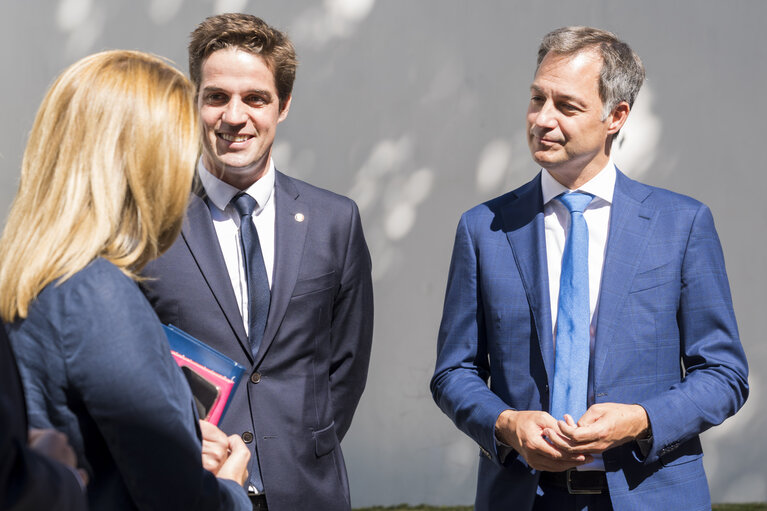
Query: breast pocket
629 261 677 293
291 271 337 298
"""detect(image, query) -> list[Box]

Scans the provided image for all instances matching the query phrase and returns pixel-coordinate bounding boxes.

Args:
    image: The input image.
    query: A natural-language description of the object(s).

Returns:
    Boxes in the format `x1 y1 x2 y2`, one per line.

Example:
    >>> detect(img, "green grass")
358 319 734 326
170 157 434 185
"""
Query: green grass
354 505 767 511
354 507 471 511
713 505 767 511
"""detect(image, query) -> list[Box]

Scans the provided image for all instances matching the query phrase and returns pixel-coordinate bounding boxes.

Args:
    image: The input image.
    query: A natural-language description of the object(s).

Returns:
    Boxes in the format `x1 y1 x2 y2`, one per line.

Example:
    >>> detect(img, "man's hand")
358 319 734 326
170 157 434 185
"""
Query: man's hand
29 428 89 485
545 403 650 455
200 420 231 475
495 410 592 472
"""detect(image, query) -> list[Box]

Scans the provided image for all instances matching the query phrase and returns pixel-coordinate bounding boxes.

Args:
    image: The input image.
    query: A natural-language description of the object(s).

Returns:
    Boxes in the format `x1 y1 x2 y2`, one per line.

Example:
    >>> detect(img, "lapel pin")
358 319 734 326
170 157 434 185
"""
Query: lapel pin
294 213 305 222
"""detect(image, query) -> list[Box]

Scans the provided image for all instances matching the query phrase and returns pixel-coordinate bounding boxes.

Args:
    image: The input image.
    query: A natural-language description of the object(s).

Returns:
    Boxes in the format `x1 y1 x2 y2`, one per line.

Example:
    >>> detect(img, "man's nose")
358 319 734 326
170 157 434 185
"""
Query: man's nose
533 101 558 129
222 99 247 125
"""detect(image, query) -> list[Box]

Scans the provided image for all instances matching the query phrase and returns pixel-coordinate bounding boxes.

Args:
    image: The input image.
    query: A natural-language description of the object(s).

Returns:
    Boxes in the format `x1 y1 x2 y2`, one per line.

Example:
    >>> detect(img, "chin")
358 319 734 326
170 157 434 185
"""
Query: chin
532 153 560 168
218 156 260 170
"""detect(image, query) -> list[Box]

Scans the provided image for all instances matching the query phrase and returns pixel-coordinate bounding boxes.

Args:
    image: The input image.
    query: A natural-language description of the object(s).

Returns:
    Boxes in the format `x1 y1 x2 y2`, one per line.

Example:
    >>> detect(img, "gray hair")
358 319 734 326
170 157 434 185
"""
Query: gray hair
536 26 645 119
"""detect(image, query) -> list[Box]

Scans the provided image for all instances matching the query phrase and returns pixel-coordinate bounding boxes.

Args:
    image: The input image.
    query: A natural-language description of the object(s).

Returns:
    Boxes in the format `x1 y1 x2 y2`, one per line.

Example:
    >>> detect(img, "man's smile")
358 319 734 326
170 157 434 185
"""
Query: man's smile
218 133 253 143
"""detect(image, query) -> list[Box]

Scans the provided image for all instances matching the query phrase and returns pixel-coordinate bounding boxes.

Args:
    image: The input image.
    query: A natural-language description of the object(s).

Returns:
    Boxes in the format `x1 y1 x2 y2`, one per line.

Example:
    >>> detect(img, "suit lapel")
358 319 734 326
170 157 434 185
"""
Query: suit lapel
501 174 555 384
254 171 308 366
593 170 656 379
182 191 251 357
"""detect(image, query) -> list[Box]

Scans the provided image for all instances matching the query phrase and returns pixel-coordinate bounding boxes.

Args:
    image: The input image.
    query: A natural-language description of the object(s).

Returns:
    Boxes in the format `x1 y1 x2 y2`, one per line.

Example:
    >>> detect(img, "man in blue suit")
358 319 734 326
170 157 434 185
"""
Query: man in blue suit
431 26 748 511
142 14 373 511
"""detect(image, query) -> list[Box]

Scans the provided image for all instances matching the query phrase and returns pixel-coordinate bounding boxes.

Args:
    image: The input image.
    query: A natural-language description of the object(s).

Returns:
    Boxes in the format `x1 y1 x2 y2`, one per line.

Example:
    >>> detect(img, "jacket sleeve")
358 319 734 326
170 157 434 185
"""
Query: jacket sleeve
56 265 250 510
329 200 374 440
430 214 514 464
637 204 749 463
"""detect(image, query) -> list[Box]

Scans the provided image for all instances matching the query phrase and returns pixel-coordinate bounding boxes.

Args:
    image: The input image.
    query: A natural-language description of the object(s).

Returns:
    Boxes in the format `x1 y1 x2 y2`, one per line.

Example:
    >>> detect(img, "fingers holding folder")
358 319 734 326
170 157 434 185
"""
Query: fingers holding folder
200 420 250 486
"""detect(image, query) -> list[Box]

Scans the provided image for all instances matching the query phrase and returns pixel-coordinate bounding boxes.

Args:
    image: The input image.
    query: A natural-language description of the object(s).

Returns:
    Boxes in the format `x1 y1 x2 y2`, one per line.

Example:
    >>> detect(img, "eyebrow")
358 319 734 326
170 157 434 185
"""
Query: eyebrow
200 86 274 99
529 85 585 105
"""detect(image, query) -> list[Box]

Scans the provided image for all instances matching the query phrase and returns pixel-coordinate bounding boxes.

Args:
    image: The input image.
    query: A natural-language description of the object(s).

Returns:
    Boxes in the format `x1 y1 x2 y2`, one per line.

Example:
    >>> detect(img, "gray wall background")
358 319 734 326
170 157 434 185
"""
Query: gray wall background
1 0 764 506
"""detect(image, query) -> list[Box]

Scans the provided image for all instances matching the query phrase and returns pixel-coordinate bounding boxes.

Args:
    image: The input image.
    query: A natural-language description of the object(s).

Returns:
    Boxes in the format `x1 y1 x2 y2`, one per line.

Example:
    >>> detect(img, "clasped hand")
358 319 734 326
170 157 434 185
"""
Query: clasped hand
495 403 649 472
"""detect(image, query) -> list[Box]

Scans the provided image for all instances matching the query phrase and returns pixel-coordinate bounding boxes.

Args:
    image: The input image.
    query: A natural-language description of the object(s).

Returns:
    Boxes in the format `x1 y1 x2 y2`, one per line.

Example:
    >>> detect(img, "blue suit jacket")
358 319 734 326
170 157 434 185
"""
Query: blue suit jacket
431 170 749 511
8 259 250 510
142 170 374 511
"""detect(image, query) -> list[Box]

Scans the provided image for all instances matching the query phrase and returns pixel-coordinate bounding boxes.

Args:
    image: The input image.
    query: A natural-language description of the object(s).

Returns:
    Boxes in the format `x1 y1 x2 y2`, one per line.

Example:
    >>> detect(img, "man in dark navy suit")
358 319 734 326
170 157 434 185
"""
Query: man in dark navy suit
142 13 373 511
431 26 748 510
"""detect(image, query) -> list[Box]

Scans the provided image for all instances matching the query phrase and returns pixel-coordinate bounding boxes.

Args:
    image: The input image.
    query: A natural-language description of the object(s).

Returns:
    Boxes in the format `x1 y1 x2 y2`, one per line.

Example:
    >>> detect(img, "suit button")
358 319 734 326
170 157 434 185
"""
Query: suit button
242 431 254 443
250 372 261 384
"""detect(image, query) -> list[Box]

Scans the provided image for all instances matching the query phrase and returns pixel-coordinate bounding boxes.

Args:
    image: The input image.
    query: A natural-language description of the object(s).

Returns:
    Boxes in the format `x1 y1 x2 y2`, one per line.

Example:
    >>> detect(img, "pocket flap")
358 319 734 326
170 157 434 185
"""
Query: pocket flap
293 271 337 298
630 261 676 293
312 421 338 457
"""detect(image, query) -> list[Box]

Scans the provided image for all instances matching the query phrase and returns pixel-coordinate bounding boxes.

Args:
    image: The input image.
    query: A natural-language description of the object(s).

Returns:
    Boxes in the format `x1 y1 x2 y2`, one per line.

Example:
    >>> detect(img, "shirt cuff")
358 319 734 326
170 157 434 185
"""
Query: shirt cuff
494 430 514 463
636 434 653 458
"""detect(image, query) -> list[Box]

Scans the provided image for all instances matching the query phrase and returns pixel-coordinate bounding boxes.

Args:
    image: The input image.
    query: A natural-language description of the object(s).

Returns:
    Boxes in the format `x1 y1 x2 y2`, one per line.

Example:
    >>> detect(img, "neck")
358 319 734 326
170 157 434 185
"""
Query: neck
203 152 271 191
547 147 612 190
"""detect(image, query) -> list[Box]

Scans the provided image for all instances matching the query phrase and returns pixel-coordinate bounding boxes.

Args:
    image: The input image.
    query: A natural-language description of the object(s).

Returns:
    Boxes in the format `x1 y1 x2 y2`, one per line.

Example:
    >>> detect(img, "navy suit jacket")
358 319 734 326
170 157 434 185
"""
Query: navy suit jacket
1 324 86 511
431 170 749 511
8 259 250 510
142 170 374 511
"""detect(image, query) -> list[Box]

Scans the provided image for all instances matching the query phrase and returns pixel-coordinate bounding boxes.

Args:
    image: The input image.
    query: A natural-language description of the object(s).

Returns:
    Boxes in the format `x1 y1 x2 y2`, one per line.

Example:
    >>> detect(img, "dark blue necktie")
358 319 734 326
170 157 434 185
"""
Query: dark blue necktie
232 193 269 493
232 193 271 358
550 191 593 422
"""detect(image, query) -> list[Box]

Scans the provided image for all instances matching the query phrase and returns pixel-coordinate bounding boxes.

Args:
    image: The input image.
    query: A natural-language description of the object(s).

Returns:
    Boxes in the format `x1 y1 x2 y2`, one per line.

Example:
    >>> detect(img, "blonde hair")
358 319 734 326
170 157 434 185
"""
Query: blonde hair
0 50 198 321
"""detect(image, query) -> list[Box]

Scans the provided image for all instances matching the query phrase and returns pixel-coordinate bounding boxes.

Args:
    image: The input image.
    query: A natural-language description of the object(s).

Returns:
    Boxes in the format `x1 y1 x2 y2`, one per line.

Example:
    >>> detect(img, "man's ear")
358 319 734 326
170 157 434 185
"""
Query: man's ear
278 95 292 123
606 101 630 135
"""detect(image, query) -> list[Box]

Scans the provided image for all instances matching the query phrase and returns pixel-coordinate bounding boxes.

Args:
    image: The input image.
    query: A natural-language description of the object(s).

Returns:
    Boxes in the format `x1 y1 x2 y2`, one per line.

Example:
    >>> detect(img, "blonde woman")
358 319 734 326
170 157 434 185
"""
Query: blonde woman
0 50 250 510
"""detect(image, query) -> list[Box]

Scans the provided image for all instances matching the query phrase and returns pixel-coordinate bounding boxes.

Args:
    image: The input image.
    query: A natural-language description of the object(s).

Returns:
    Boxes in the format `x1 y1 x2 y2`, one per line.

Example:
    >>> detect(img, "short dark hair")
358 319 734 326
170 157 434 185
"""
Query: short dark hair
537 26 645 118
188 13 297 110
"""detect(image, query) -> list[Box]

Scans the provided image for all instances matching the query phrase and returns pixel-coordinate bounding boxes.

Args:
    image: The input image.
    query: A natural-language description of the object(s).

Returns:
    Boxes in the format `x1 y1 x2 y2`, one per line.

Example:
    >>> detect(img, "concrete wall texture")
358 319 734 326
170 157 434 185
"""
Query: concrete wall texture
1 0 764 506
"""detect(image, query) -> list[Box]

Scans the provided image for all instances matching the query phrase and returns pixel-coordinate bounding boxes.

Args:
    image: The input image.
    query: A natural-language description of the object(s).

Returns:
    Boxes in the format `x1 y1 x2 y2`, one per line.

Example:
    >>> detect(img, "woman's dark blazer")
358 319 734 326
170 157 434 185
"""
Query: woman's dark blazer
7 258 249 510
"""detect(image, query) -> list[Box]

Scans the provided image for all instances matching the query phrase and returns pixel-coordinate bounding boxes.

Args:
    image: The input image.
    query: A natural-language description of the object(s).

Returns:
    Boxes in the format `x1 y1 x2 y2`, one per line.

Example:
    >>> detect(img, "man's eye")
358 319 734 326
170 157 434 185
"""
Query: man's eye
246 95 267 105
206 93 227 103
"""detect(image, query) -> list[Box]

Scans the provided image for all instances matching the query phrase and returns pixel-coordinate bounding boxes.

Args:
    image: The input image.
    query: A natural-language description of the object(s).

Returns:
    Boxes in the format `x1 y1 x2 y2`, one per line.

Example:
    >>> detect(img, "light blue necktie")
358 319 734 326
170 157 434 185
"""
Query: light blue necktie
550 192 593 422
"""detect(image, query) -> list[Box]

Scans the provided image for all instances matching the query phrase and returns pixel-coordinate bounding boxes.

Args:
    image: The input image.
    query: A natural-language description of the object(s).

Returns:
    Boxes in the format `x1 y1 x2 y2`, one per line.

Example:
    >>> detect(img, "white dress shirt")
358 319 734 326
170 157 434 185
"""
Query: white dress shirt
541 160 616 471
198 159 276 337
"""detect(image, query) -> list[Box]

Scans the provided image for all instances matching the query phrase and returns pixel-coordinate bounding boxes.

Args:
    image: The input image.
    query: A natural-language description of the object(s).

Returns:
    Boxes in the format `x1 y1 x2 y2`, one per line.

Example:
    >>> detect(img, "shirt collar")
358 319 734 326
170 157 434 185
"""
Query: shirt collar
198 158 276 213
541 159 616 206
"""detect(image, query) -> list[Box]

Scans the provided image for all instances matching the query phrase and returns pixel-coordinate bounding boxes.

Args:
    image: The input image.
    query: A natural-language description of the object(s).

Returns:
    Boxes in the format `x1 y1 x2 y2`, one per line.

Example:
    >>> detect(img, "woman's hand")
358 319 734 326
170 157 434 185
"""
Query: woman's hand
216 434 250 487
200 420 230 475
